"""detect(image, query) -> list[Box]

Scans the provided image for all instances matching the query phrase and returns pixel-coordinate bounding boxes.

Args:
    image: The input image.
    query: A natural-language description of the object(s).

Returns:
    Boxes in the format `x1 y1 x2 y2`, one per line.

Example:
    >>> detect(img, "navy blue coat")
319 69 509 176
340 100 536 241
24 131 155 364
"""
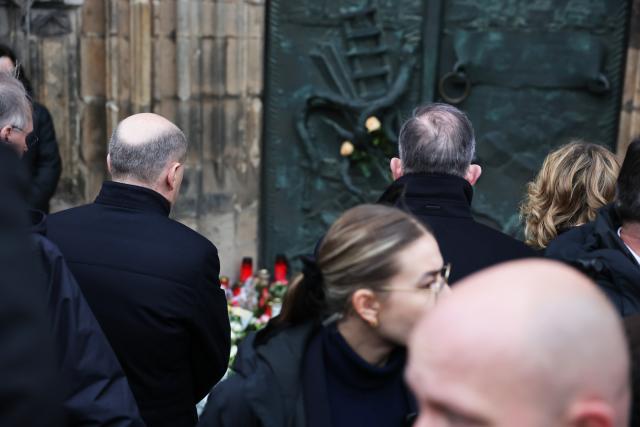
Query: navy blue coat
0 144 61 427
546 204 640 316
31 210 144 426
47 181 231 427
23 102 62 213
378 173 535 284
199 324 316 427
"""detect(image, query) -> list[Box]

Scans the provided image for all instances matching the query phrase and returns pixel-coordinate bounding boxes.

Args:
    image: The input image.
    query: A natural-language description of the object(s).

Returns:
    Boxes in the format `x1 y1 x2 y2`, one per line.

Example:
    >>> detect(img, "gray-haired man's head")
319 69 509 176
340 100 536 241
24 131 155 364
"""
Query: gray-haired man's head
0 71 32 156
108 113 188 205
391 103 480 184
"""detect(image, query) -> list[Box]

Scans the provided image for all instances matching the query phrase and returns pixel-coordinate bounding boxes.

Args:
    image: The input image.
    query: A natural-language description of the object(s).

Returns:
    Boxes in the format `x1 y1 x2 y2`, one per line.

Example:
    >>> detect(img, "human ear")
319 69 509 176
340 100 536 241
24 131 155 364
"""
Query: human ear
566 400 615 427
390 157 404 180
351 289 381 328
106 153 113 174
167 162 182 190
0 125 11 142
464 164 482 186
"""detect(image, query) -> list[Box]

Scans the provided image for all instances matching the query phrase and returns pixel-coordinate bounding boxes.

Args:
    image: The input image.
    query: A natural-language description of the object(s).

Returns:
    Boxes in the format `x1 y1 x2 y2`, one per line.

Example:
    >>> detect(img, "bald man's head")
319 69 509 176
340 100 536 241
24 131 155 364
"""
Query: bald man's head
108 113 187 185
407 260 630 427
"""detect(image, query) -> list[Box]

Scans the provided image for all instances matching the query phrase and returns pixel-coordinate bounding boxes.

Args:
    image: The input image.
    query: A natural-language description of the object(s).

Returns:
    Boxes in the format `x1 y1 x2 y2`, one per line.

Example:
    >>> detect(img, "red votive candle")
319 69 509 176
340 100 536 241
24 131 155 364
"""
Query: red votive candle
240 257 253 282
274 254 288 283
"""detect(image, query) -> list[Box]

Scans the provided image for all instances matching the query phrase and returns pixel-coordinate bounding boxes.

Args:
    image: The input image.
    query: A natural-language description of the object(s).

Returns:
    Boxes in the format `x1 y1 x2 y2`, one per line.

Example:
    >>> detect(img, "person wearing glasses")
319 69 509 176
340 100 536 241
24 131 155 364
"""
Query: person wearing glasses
200 204 450 427
0 71 32 156
0 44 61 213
0 70 144 426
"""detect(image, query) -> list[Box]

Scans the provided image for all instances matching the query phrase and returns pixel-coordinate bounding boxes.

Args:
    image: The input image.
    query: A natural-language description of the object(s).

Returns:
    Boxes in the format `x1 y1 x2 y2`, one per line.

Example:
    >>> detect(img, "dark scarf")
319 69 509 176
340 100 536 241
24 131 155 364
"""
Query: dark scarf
303 324 417 427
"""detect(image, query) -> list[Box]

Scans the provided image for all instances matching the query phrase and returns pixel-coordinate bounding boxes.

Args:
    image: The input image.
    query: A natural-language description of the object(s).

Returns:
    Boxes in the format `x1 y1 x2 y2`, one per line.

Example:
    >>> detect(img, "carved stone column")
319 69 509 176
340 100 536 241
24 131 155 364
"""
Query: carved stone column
173 0 204 231
130 0 151 112
105 0 128 139
618 0 640 156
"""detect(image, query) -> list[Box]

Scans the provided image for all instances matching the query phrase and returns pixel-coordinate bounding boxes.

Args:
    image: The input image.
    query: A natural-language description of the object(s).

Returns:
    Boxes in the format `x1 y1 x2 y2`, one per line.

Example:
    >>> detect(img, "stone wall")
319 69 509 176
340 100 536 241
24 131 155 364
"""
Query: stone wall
619 0 640 156
0 0 265 278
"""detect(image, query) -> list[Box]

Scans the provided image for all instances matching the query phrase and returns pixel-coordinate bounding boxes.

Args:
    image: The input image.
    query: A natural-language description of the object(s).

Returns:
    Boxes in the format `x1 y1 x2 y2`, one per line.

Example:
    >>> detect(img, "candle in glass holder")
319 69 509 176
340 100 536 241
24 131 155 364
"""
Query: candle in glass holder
274 254 288 283
240 257 253 283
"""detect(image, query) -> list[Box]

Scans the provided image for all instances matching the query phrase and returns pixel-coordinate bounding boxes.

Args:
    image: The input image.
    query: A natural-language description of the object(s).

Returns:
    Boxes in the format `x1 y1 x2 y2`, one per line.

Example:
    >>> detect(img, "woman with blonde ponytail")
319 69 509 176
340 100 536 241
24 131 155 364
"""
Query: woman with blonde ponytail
199 204 449 427
520 141 619 250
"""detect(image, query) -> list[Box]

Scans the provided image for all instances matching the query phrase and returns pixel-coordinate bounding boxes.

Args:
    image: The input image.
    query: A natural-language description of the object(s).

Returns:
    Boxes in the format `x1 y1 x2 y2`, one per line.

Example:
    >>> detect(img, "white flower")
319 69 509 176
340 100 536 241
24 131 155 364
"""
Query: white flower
365 116 381 133
340 141 354 157
230 345 238 360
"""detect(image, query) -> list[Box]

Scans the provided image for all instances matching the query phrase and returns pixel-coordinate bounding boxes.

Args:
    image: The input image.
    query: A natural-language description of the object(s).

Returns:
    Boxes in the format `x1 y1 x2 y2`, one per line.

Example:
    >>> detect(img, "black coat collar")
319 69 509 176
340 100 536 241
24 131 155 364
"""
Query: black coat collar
379 173 474 219
29 209 47 236
588 204 629 254
95 181 171 216
546 204 640 313
579 205 640 271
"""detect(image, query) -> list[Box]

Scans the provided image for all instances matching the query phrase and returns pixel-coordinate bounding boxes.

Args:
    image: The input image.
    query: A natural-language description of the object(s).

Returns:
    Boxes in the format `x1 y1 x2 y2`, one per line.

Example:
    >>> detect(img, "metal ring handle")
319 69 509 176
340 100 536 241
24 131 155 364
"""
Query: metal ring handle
438 71 472 104
588 73 610 94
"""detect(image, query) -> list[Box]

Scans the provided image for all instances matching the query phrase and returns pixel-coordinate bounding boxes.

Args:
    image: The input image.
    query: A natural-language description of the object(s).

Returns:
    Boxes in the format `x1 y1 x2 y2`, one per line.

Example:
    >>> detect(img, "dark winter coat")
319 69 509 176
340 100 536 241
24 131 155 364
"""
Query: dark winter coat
199 323 316 427
379 173 535 284
546 204 640 316
199 323 417 427
23 102 62 213
31 210 144 426
47 181 231 427
0 143 61 427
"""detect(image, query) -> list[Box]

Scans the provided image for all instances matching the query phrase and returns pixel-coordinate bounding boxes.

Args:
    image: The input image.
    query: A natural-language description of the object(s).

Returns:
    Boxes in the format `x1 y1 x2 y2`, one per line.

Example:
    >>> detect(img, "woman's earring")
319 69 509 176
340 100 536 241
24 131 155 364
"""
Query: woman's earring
370 318 379 328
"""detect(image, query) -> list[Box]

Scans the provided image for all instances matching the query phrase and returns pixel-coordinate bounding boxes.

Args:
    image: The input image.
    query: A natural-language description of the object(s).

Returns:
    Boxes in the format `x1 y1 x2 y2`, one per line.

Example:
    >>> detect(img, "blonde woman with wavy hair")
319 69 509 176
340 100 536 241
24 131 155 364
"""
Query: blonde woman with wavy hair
521 141 619 249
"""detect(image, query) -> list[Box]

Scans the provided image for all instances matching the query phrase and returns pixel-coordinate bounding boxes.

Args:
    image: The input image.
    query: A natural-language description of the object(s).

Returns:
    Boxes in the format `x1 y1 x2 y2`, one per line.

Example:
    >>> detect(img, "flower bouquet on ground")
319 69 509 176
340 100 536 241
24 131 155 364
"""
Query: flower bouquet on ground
221 255 289 368
196 258 289 414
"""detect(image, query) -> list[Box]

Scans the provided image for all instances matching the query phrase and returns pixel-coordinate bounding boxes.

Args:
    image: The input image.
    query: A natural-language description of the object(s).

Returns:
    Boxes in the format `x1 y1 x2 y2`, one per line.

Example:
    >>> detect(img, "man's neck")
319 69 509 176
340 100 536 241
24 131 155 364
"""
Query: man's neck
620 222 640 255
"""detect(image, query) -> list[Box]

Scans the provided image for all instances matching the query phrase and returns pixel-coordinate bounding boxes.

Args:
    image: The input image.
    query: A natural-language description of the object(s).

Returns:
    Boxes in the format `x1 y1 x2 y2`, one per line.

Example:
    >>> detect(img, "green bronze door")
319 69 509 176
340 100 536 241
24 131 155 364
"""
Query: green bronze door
260 0 629 266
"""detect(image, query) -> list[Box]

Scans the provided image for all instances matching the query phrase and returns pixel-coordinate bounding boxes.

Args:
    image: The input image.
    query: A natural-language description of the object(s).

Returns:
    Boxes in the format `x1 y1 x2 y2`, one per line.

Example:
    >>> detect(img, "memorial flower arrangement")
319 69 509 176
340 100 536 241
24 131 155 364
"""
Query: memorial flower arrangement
221 256 289 367
339 115 395 177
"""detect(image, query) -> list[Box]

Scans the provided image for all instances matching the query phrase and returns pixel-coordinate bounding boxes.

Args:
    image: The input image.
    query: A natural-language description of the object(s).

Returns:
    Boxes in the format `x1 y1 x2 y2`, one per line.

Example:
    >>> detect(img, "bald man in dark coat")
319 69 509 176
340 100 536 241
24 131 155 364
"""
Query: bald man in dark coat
48 113 230 427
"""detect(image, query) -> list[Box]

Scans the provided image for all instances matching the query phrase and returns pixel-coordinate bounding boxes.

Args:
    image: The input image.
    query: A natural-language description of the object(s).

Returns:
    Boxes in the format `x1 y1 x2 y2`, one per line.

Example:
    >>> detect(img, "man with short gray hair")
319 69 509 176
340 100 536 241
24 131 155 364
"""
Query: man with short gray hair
380 103 533 283
0 70 31 156
1 71 146 425
47 113 231 427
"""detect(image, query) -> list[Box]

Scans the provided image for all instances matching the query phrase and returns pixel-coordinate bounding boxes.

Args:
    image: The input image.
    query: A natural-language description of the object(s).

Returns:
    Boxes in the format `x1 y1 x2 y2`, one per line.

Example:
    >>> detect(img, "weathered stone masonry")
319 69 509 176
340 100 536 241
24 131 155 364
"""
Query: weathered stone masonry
0 0 265 278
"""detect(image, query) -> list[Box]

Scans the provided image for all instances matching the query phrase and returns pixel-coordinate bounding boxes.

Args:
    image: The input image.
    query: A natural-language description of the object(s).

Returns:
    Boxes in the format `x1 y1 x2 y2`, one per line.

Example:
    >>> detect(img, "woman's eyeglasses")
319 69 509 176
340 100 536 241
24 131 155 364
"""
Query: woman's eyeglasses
378 263 452 294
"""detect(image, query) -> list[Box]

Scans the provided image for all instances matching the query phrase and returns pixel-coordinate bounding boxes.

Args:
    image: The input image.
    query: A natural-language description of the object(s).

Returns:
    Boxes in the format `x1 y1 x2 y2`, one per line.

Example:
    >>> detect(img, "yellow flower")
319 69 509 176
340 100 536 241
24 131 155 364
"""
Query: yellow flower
340 141 355 157
365 116 381 133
